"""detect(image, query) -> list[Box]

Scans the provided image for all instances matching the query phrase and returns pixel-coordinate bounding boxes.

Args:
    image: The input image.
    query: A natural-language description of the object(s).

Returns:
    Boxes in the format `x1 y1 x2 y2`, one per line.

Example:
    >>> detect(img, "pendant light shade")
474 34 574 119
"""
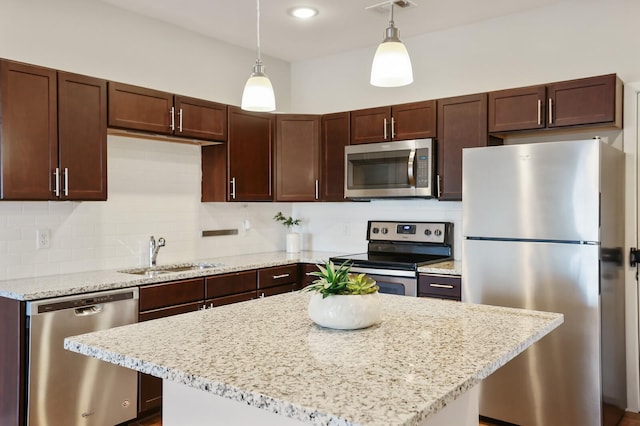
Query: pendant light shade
370 3 413 87
242 0 276 111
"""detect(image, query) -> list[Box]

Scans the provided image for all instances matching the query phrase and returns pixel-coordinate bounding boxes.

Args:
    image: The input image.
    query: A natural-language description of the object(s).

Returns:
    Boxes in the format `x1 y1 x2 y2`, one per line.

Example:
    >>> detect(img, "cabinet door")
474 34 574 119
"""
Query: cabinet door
201 144 226 202
108 82 173 134
174 96 227 141
0 61 57 200
205 291 256 308
488 85 546 133
275 114 321 201
321 112 349 201
391 100 436 140
227 106 274 201
259 282 299 298
547 74 619 128
350 106 391 144
299 263 317 288
436 93 490 201
58 72 107 201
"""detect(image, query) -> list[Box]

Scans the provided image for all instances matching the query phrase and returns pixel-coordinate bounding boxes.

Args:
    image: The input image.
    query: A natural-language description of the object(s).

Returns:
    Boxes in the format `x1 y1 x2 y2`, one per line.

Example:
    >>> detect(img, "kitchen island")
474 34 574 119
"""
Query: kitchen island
65 291 562 426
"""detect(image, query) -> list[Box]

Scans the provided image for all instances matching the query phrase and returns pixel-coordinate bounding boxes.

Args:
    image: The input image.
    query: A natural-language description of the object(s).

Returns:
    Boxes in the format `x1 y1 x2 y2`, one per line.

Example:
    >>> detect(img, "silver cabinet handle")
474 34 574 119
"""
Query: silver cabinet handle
170 106 175 131
391 117 396 138
437 174 442 198
178 108 183 132
315 179 319 200
537 99 542 125
429 283 454 289
548 98 553 125
63 167 69 197
383 118 388 140
53 168 60 197
230 177 236 200
407 149 415 187
272 273 290 279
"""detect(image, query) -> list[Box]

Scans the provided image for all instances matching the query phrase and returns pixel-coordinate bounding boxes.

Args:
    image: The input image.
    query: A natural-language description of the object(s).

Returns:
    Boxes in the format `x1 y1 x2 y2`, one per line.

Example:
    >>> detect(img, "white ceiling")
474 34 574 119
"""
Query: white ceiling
99 0 563 62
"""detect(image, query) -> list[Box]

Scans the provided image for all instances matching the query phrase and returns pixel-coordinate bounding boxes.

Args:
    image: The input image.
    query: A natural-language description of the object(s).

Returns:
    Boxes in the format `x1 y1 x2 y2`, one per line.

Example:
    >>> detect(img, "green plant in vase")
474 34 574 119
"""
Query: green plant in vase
305 260 379 298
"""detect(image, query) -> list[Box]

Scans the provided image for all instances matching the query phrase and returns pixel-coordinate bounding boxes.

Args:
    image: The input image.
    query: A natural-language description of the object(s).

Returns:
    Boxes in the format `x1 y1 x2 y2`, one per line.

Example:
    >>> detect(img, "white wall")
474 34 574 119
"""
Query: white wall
0 0 291 109
291 0 640 113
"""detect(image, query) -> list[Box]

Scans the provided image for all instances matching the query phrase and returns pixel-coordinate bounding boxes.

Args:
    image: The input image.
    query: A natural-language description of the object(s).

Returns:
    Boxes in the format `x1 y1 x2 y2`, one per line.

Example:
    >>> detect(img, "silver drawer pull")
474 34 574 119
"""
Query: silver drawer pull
429 283 454 289
272 273 290 279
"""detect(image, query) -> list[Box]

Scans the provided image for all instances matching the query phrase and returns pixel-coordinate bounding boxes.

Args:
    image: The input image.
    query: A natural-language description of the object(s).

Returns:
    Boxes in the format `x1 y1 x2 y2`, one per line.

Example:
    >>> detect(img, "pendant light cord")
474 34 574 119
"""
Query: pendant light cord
389 1 395 26
256 0 262 62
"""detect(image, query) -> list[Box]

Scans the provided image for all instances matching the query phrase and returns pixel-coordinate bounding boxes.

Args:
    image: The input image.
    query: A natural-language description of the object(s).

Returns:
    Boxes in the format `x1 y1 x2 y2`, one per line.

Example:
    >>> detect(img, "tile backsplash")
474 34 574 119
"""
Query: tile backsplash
0 136 462 281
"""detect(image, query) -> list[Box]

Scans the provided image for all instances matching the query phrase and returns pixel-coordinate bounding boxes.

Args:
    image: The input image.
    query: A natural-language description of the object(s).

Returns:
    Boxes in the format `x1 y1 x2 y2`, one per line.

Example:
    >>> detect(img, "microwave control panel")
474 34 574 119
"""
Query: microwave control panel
415 148 431 188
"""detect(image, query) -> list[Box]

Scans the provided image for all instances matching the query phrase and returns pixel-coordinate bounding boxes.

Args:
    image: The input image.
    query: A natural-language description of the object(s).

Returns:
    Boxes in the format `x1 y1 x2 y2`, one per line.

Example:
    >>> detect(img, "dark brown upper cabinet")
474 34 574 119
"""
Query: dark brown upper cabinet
437 93 501 201
0 60 107 201
489 74 622 133
226 106 274 201
108 82 227 142
350 100 436 145
58 72 108 200
275 114 321 202
320 112 350 201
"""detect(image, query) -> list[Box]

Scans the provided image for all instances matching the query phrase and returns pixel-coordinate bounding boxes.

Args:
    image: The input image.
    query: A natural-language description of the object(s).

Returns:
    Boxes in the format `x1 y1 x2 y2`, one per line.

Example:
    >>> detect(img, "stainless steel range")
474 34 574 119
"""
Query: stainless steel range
331 221 453 296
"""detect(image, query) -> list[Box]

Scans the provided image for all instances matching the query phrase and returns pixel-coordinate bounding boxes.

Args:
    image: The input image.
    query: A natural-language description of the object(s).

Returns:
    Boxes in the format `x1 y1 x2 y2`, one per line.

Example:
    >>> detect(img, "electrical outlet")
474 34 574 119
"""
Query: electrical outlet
36 229 51 249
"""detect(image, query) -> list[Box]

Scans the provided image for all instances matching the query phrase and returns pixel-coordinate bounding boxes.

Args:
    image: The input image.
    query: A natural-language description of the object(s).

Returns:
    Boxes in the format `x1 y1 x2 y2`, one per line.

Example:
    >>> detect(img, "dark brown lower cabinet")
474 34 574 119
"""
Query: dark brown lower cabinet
137 278 205 415
257 264 300 297
418 274 462 301
0 296 26 426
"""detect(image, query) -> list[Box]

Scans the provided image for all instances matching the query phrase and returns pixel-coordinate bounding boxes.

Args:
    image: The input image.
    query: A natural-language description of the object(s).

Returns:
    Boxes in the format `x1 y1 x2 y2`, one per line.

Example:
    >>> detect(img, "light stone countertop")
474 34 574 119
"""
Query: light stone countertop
0 250 462 301
418 260 462 275
65 292 563 426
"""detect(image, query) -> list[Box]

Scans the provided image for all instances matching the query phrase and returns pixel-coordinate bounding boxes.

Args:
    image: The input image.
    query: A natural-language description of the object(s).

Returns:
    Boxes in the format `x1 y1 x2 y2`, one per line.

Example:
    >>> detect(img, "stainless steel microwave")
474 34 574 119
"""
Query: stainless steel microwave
345 139 435 199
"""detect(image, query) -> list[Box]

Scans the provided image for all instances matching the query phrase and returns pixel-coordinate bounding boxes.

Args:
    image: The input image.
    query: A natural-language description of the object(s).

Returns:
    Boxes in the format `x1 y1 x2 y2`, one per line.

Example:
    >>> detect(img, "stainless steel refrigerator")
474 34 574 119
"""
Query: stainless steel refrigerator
462 139 626 426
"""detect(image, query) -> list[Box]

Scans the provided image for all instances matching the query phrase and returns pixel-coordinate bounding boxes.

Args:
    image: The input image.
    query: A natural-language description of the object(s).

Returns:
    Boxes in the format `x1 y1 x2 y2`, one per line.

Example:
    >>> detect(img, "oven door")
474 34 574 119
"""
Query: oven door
349 267 417 297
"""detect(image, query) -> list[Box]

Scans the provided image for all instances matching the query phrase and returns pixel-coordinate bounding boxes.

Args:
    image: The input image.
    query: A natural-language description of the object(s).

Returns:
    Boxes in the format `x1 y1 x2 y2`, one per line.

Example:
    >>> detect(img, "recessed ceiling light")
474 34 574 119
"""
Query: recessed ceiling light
288 7 318 19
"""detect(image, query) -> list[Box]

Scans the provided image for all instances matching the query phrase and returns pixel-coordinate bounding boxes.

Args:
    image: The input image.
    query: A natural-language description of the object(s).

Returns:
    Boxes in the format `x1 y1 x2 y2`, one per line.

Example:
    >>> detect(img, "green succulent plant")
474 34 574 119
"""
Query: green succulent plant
304 260 379 298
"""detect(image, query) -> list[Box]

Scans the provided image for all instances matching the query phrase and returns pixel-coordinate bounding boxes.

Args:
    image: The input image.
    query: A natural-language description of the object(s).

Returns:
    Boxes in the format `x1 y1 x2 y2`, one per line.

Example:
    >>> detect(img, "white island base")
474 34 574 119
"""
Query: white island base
163 379 479 426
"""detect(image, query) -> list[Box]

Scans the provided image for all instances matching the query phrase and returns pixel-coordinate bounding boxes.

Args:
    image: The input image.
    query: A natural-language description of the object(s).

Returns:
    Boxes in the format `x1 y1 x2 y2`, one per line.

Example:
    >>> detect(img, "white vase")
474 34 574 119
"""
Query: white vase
308 292 382 330
286 232 301 253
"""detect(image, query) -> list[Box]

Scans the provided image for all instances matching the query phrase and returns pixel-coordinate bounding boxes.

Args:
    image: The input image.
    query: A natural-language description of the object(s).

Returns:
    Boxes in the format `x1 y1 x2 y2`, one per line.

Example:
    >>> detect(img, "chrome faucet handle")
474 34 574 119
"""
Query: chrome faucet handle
158 237 166 247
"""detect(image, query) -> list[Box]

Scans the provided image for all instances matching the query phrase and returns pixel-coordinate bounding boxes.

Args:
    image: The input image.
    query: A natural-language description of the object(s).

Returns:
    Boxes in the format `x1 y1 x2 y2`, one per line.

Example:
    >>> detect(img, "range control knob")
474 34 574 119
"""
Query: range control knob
424 229 432 236
434 229 443 237
381 228 389 234
372 227 379 234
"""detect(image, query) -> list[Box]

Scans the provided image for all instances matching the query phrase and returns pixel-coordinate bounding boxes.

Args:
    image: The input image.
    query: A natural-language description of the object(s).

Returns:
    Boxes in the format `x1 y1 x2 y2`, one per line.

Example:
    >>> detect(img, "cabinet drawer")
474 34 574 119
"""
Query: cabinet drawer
205 291 256 308
205 270 257 299
139 301 203 322
299 263 317 288
139 278 204 312
258 264 298 289
259 282 299 298
418 274 461 301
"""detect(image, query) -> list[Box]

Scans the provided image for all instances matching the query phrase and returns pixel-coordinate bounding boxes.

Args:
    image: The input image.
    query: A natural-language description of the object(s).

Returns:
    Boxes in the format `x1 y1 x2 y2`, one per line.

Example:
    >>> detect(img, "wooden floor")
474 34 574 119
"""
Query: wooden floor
132 411 640 426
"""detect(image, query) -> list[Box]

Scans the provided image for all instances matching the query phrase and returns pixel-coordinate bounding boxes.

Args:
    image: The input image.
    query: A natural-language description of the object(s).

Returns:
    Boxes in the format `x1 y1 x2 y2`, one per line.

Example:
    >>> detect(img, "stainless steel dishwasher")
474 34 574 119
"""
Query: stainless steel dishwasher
26 288 139 426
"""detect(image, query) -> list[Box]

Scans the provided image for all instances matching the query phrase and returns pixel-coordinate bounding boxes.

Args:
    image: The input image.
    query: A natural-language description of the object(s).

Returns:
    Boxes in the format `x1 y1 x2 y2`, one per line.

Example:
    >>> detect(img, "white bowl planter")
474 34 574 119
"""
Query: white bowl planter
308 292 382 330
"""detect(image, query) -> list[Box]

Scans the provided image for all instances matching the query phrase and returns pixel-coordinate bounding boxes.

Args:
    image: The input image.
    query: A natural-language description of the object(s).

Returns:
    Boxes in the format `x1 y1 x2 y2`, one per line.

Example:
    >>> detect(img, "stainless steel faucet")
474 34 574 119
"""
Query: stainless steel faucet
149 236 166 266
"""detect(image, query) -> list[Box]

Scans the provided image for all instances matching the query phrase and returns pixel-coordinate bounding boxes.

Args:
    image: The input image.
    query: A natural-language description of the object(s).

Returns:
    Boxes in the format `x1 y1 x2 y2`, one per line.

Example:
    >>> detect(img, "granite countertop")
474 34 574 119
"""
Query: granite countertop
0 251 341 301
418 260 462 275
0 250 463 301
65 292 563 426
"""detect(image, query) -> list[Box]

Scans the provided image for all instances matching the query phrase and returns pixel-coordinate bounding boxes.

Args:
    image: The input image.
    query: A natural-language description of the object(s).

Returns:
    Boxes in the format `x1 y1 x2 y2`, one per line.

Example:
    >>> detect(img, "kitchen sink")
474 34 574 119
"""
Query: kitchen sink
118 262 225 276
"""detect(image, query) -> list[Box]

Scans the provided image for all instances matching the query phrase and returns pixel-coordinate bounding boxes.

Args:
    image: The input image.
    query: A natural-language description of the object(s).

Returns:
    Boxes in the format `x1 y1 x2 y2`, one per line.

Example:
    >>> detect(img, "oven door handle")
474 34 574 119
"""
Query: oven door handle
407 148 416 187
349 266 417 278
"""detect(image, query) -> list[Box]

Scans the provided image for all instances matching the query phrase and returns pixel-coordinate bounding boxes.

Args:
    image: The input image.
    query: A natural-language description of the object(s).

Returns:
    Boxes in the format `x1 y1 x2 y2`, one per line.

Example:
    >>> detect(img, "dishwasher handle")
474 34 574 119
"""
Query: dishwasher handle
75 305 103 316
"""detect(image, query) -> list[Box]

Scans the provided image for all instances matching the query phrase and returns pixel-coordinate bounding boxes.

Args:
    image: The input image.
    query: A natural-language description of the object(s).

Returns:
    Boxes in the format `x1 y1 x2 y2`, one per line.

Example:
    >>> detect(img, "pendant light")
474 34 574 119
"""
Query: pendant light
370 1 413 87
241 0 276 112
